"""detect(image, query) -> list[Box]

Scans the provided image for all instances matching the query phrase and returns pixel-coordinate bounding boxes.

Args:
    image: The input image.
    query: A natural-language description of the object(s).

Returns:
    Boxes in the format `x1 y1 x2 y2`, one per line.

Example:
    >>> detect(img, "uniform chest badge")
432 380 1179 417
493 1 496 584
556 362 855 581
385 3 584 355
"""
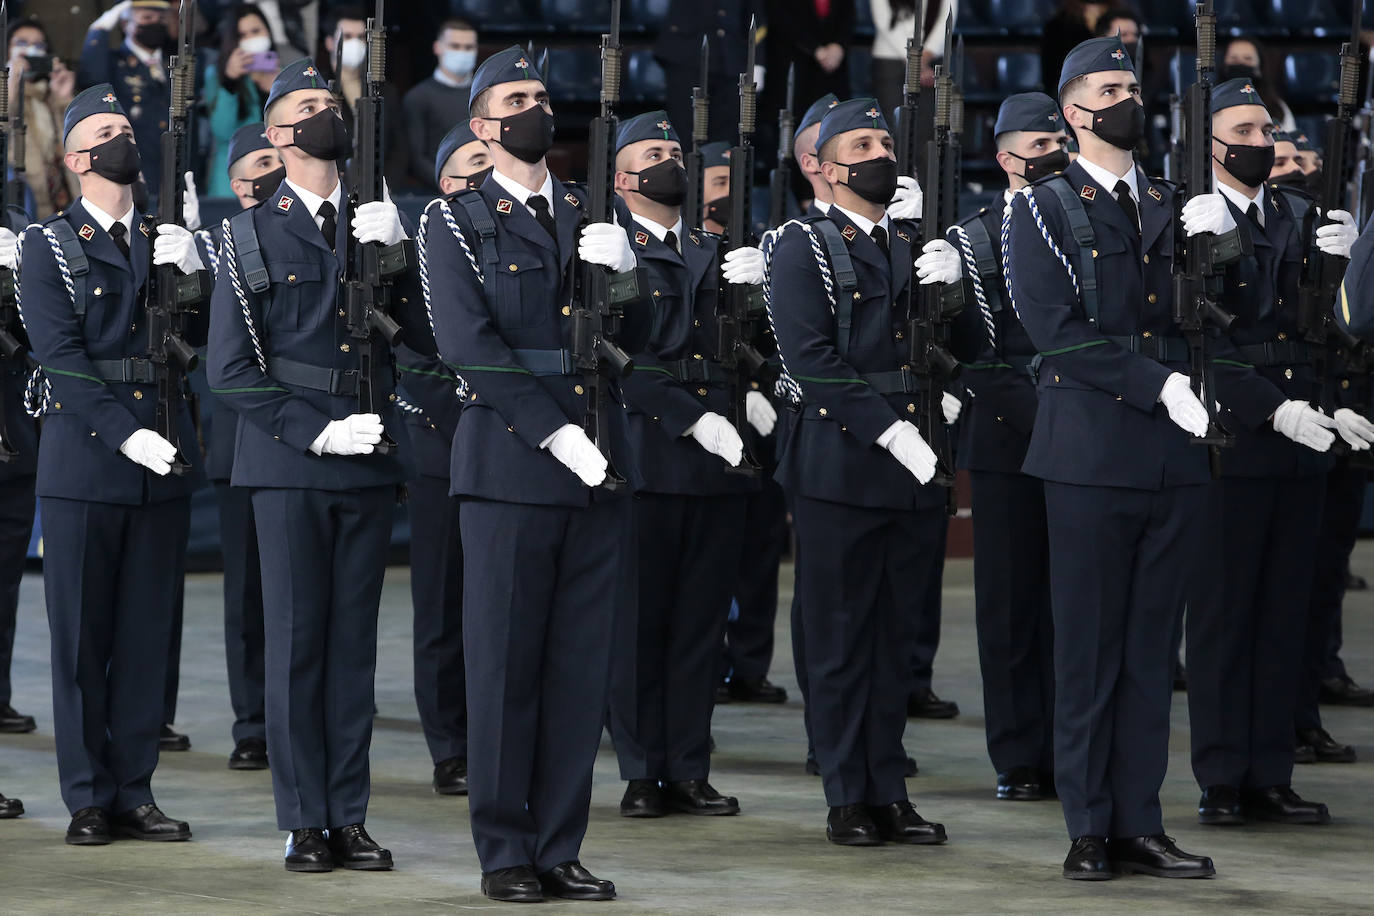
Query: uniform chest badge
896 230 910 242
496 198 514 214
78 224 95 242
841 225 858 241
277 195 293 212
564 192 580 207
634 231 649 246
689 234 700 246
138 223 150 237
1080 185 1097 201
1147 186 1163 202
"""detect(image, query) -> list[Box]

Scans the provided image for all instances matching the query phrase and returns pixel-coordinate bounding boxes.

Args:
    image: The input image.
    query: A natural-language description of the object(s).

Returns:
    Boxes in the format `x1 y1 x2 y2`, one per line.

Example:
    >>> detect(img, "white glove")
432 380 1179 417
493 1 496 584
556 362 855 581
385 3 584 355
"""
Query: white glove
689 411 745 466
119 428 177 476
0 228 17 271
1181 192 1237 237
579 222 636 272
1158 372 1209 437
753 65 766 93
1316 209 1358 259
351 200 406 247
1333 407 1374 450
543 423 609 487
721 246 765 286
878 419 937 483
916 239 961 286
181 171 201 231
153 224 206 275
942 390 962 425
1272 400 1336 452
92 0 131 32
887 175 924 221
310 413 384 456
745 389 776 436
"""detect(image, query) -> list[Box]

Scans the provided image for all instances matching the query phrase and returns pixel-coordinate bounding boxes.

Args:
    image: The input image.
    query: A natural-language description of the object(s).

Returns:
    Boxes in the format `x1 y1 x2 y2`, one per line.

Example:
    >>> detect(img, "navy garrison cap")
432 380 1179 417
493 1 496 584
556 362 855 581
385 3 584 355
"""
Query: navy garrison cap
434 121 482 186
799 93 840 135
227 122 272 168
470 46 545 107
1294 132 1317 152
1210 77 1271 117
700 141 731 169
817 98 890 152
263 57 330 116
616 111 680 153
1057 36 1135 94
1272 129 1295 144
994 92 1063 137
63 83 127 143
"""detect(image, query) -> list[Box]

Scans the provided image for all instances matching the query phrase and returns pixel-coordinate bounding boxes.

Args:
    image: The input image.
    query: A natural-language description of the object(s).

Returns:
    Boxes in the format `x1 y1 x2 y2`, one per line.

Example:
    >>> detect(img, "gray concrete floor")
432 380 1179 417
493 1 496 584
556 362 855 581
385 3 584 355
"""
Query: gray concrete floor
1 547 1372 915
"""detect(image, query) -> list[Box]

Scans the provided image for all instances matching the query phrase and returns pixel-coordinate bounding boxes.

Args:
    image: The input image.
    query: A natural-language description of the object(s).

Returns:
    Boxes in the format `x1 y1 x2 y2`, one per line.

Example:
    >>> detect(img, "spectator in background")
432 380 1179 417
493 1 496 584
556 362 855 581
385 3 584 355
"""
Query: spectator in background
868 0 951 122
1040 1 1111 94
1093 6 1141 62
204 4 281 197
655 2 764 146
765 0 853 124
8 18 78 218
1222 36 1296 132
315 4 402 183
402 18 477 193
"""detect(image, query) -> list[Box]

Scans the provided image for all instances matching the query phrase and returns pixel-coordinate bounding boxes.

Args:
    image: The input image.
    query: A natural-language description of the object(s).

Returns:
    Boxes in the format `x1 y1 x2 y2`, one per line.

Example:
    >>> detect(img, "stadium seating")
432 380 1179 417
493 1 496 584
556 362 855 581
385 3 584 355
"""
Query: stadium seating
626 49 669 103
540 0 612 33
449 0 539 33
546 47 604 102
1284 50 1343 105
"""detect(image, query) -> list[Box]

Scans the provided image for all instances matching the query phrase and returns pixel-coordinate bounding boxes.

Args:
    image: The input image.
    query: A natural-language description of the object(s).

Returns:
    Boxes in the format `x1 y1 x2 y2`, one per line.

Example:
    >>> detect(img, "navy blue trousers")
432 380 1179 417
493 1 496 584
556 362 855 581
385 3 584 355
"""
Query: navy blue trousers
216 483 265 744
0 474 35 706
408 474 466 766
723 478 787 681
42 495 188 814
461 495 630 874
252 485 392 830
1044 481 1204 840
910 518 948 694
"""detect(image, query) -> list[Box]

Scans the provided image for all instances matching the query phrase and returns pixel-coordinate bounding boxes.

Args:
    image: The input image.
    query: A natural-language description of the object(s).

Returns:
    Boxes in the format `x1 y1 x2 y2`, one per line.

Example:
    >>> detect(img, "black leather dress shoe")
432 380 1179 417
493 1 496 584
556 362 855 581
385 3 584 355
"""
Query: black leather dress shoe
869 801 947 845
1198 785 1244 825
284 828 333 872
1062 836 1111 880
620 779 666 817
159 724 191 752
482 865 544 902
433 756 468 795
112 804 191 841
538 861 616 900
327 823 393 869
1109 835 1215 878
826 804 883 846
0 793 22 818
726 677 788 703
1294 740 1317 764
1241 786 1331 824
907 688 959 719
67 807 111 845
996 767 1043 801
0 703 36 733
1296 727 1357 763
1319 674 1374 707
228 737 269 771
664 779 740 815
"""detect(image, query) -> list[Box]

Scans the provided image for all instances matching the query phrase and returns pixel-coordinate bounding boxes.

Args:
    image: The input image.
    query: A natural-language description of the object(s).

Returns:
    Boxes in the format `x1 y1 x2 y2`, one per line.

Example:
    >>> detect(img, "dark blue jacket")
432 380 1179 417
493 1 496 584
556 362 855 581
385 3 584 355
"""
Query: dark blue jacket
20 200 201 504
1 206 38 482
396 339 463 482
77 32 168 188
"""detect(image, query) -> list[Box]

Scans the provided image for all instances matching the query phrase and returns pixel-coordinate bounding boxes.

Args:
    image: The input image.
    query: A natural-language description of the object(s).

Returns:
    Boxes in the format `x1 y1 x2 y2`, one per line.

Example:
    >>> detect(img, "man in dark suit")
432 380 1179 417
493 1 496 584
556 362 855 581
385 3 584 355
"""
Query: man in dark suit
762 0 852 131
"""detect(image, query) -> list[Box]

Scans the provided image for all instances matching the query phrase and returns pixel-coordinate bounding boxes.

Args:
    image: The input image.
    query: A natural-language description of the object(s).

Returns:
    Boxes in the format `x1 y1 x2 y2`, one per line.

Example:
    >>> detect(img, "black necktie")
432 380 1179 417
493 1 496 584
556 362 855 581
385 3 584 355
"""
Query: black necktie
1114 180 1139 234
108 221 130 261
1246 202 1263 231
664 230 679 254
317 200 337 252
870 225 889 255
527 195 558 245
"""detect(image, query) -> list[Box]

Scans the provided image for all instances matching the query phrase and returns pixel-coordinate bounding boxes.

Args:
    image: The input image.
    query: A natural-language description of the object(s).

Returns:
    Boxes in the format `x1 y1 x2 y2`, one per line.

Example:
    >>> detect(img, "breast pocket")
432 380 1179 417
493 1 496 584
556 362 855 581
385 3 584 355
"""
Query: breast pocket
265 260 321 332
493 253 549 329
81 272 131 345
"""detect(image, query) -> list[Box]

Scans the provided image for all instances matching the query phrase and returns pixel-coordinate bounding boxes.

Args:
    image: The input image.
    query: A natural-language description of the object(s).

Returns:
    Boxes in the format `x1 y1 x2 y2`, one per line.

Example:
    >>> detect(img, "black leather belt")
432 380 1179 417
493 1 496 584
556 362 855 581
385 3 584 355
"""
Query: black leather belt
511 348 577 377
861 368 916 394
91 357 155 384
1238 340 1311 366
268 357 385 397
667 358 728 384
1107 334 1188 363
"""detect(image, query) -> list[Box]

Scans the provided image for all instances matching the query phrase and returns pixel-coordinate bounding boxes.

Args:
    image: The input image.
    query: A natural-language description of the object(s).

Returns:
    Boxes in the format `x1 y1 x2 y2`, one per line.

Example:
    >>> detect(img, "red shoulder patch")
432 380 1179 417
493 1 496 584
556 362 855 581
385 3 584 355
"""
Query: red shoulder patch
495 199 514 215
634 231 649 246
277 195 293 212
78 224 95 241
840 224 858 241
1080 185 1097 201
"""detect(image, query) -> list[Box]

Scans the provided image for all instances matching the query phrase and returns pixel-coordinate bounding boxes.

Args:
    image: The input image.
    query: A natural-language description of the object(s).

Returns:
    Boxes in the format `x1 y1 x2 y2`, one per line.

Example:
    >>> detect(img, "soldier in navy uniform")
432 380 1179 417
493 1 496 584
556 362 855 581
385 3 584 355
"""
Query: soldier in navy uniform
767 98 948 849
21 83 207 846
402 122 491 799
928 92 1069 802
606 111 763 819
207 59 430 873
423 48 648 903
1187 78 1362 829
78 0 172 192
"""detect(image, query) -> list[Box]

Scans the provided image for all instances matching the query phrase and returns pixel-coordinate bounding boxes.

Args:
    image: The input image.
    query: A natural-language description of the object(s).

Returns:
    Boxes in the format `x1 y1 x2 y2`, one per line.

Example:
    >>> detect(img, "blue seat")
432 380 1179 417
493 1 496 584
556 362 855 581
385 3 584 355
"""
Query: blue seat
996 52 1041 94
626 0 672 31
1284 51 1342 105
955 0 1001 36
1188 0 1280 36
449 0 540 32
985 0 1057 36
1266 0 1351 35
540 0 611 32
546 48 603 103
626 49 668 104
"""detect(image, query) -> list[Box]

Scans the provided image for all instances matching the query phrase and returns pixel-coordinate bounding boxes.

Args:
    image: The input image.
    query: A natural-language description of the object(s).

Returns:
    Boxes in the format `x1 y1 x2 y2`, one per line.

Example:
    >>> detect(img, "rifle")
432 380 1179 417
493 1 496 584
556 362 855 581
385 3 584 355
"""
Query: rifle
895 24 921 174
147 0 208 476
338 0 408 456
767 63 795 228
0 0 30 463
1171 0 1243 476
941 28 963 233
684 38 709 233
572 0 639 490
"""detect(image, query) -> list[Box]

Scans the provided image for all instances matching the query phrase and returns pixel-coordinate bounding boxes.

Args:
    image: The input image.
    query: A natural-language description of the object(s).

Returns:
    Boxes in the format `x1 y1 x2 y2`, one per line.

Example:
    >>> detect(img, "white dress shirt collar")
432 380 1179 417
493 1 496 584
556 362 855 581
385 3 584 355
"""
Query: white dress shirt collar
283 177 342 229
632 213 683 244
82 197 135 240
1076 155 1139 203
1217 180 1266 228
832 203 891 239
489 167 555 216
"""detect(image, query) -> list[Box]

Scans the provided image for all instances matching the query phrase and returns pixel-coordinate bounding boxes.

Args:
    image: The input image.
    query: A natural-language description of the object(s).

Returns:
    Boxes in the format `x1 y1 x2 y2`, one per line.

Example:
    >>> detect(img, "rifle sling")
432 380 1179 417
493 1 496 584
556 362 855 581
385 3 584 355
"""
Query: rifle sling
809 220 859 357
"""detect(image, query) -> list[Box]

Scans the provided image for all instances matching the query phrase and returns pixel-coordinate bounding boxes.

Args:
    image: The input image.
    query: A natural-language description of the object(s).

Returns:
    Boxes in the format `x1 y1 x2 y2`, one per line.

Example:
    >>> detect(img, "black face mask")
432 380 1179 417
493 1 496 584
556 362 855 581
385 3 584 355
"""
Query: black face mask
1270 169 1308 190
1305 168 1325 195
836 155 899 205
1074 97 1145 151
81 133 142 185
250 166 286 202
705 195 730 227
1221 64 1262 86
1008 148 1070 181
443 165 494 197
630 159 688 207
1215 140 1276 189
133 22 169 51
280 109 351 161
486 105 556 164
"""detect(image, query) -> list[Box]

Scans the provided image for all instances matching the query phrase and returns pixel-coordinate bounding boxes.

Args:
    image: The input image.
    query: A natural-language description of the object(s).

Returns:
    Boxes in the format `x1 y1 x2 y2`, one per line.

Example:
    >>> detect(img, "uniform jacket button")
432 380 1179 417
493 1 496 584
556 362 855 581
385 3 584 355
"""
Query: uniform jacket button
818 407 827 416
133 390 143 400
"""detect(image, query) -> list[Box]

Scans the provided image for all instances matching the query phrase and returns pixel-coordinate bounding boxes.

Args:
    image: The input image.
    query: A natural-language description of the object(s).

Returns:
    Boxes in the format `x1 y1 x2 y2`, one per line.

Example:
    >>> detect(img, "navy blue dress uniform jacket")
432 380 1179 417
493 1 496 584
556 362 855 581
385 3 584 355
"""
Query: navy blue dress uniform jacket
396 344 463 480
77 34 168 188
769 208 945 511
207 182 433 489
423 181 650 505
20 201 201 504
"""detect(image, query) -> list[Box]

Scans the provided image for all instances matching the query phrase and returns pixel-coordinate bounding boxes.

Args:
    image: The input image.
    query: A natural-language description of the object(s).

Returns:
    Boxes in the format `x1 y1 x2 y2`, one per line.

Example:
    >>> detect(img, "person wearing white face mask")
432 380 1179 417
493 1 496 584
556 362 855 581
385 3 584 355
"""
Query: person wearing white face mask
204 4 283 196
317 5 404 185
6 18 78 218
402 18 480 191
